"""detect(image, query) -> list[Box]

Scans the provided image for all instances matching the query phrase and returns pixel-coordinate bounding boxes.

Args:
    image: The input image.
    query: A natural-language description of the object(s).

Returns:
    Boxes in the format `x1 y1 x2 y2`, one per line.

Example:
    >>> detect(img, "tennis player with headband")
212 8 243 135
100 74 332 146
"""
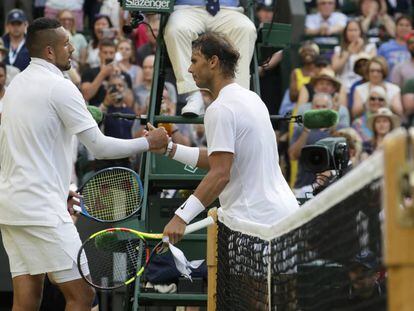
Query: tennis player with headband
160 32 299 244
0 18 168 310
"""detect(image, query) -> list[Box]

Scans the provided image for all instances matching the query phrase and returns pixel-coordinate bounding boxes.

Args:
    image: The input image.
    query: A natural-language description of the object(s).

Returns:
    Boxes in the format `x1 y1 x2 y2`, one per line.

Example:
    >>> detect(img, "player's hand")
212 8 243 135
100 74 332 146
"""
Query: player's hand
163 215 187 244
67 190 82 215
146 123 169 152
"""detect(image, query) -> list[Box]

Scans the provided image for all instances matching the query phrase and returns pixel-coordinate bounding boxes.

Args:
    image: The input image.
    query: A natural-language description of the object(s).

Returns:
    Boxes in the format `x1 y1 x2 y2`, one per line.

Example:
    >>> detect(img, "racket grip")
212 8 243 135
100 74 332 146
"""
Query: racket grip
72 205 82 213
184 216 215 235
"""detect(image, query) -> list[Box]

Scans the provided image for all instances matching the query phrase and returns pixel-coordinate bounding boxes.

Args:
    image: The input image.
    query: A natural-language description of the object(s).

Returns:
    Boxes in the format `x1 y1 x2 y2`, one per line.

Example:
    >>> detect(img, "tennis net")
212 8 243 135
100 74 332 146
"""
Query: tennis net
216 151 386 311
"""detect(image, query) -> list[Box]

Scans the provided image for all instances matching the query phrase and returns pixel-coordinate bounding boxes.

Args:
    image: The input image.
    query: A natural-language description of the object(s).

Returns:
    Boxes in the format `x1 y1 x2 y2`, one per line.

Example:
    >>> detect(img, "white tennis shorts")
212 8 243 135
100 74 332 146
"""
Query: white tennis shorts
0 219 90 283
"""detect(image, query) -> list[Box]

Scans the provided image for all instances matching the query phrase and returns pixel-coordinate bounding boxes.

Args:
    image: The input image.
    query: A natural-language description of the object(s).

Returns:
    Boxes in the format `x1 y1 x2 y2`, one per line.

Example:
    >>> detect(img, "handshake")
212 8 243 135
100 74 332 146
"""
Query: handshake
144 122 170 153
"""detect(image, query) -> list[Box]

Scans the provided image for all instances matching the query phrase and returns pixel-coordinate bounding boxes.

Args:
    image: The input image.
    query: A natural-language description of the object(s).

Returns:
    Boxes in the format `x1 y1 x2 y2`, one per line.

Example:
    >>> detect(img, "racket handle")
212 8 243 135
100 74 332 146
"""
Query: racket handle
72 205 82 213
184 216 215 235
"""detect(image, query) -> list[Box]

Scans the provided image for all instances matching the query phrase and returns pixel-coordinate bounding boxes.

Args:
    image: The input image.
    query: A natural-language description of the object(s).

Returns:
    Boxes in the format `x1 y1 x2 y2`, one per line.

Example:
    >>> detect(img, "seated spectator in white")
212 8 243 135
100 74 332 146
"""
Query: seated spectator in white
133 54 177 116
136 15 159 67
353 56 402 118
2 9 30 72
289 93 349 199
117 38 143 88
332 20 376 93
44 0 85 31
0 62 6 123
297 67 348 109
81 38 133 107
0 38 20 86
391 33 414 88
305 0 347 44
164 0 257 116
352 85 388 143
348 53 371 113
57 9 88 70
362 107 400 158
86 14 114 69
378 15 412 78
357 0 396 41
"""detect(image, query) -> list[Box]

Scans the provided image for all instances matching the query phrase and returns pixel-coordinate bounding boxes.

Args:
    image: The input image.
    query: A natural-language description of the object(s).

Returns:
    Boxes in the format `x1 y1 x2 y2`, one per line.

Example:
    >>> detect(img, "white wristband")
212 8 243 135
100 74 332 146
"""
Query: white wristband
175 195 205 224
172 144 199 167
164 140 173 156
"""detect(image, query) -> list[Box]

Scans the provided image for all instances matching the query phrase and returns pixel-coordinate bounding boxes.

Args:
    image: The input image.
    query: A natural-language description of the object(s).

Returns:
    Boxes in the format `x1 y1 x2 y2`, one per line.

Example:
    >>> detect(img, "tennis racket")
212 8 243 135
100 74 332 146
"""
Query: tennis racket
77 216 214 290
72 167 143 222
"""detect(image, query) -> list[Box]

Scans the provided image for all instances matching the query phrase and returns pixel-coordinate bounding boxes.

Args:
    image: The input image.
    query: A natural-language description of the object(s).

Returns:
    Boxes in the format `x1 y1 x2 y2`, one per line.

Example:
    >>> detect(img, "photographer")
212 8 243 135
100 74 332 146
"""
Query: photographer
289 92 349 199
81 38 132 107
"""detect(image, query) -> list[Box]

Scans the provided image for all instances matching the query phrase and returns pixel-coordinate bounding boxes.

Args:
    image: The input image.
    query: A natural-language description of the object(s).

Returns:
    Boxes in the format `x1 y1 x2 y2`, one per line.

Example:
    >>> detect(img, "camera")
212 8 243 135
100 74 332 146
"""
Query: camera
108 85 123 103
300 137 349 174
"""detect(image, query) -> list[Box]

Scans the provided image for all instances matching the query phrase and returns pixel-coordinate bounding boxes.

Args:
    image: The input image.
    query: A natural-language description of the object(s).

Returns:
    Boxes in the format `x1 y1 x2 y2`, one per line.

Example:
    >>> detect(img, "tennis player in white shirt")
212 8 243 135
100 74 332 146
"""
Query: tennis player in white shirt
0 18 168 310
161 32 299 244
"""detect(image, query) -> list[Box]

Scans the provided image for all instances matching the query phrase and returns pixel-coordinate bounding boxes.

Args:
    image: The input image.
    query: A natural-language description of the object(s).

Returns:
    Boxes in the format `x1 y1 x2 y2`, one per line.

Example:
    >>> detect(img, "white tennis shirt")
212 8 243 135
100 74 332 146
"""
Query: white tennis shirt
0 58 97 226
204 83 299 225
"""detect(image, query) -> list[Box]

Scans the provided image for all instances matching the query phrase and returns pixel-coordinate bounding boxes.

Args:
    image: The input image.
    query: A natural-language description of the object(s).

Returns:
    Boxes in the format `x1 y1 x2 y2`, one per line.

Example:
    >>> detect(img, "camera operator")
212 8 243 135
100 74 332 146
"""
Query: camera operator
289 92 349 199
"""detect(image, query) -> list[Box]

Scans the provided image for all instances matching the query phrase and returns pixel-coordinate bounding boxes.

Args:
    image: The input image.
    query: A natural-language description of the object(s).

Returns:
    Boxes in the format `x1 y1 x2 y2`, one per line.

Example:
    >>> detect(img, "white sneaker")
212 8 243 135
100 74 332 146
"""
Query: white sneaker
181 91 205 117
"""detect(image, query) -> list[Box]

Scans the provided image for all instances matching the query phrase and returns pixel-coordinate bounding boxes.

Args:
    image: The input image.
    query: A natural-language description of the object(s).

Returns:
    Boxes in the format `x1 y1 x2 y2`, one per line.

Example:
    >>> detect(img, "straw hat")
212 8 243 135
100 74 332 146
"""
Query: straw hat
310 68 341 92
368 107 401 131
0 38 8 53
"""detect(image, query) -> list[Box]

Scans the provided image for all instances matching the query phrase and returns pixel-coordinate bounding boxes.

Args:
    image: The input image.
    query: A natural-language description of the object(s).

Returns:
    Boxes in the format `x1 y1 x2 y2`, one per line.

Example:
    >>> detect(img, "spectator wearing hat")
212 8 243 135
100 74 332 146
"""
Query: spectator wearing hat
297 67 347 108
348 52 371 112
343 250 386 310
390 32 414 89
362 107 400 157
378 15 412 77
352 85 388 143
353 56 402 118
0 38 20 86
2 9 30 72
332 20 377 93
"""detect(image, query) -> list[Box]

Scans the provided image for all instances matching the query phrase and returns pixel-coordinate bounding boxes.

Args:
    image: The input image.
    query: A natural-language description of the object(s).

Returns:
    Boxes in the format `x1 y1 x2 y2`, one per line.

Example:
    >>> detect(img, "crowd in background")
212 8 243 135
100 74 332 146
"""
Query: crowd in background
0 0 412 200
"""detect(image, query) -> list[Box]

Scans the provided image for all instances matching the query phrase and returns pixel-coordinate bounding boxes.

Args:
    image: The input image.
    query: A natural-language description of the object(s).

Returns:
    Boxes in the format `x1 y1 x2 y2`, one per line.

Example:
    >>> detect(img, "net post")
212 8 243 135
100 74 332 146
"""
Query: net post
207 207 218 311
383 128 414 311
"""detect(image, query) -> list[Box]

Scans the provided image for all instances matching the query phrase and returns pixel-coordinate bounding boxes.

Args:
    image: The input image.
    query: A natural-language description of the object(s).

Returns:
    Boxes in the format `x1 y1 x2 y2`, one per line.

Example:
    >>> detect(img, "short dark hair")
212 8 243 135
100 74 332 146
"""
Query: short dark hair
191 32 240 79
99 38 116 49
26 18 62 57
396 14 412 26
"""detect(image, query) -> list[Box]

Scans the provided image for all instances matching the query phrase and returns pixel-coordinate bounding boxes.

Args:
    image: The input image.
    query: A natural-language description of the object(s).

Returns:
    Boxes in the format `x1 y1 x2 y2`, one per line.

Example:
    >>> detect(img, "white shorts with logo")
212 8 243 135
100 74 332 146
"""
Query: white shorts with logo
0 219 89 283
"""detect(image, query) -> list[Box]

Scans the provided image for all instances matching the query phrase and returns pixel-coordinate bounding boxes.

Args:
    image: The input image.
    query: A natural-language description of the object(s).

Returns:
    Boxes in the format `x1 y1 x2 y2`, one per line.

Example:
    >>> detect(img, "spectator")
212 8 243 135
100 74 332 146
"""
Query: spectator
289 93 349 199
348 53 371 113
343 251 386 311
336 127 364 167
2 9 30 72
117 38 143 87
0 38 20 86
0 62 6 123
352 85 388 142
305 0 347 44
99 0 122 30
255 2 274 27
3 0 33 22
363 107 400 157
332 20 376 93
290 41 320 103
401 78 414 126
57 9 88 70
44 0 85 32
353 56 402 118
378 15 412 78
391 32 414 88
358 0 395 40
86 14 114 69
297 67 347 108
136 15 160 67
81 38 133 107
164 1 257 116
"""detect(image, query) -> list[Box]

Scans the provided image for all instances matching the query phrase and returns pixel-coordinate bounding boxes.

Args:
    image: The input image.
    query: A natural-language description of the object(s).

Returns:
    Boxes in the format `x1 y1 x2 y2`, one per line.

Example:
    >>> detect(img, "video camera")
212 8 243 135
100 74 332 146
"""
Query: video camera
300 137 349 174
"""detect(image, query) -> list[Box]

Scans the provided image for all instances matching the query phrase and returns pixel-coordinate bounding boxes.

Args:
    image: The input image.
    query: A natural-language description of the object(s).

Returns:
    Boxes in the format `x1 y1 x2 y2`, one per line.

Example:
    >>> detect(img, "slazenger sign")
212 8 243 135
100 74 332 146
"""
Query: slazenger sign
123 0 174 12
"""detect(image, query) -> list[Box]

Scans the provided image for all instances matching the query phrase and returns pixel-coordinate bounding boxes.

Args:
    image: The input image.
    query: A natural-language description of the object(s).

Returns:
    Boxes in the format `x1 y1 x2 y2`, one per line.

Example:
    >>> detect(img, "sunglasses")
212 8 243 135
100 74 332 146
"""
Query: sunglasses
369 96 385 102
